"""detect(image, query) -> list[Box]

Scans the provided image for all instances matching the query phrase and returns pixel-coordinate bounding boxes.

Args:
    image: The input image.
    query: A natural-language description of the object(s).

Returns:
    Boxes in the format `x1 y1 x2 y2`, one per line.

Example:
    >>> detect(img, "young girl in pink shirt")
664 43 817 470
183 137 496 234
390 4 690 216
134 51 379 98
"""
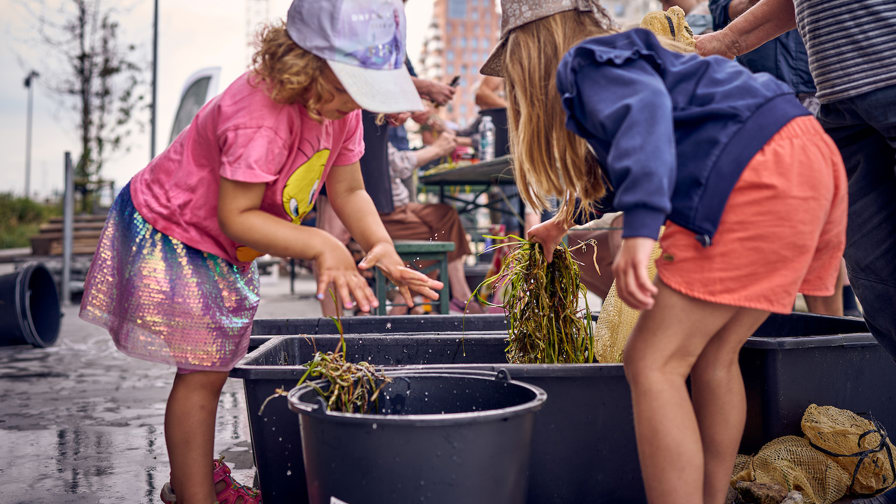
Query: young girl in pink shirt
79 1 440 502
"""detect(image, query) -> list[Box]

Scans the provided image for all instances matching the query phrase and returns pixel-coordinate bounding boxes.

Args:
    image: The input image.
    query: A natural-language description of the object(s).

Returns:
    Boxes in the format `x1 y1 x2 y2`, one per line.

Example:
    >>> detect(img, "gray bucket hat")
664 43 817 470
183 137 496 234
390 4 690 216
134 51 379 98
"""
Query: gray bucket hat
480 0 604 77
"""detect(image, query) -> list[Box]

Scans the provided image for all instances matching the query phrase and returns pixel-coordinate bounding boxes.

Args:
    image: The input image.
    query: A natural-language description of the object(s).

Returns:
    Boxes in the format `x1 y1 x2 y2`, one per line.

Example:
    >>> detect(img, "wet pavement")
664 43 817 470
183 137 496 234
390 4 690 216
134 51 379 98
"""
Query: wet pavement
0 269 321 503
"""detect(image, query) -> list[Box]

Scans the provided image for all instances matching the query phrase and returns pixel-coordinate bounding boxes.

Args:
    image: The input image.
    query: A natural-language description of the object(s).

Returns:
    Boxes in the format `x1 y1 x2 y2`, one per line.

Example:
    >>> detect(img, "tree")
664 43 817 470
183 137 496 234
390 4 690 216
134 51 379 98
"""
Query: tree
26 0 147 212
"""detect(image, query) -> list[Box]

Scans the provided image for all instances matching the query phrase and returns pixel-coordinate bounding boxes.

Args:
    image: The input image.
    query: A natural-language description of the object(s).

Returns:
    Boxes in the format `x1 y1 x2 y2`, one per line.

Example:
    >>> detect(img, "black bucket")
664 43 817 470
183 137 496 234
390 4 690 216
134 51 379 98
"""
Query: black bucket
287 369 546 504
0 262 61 348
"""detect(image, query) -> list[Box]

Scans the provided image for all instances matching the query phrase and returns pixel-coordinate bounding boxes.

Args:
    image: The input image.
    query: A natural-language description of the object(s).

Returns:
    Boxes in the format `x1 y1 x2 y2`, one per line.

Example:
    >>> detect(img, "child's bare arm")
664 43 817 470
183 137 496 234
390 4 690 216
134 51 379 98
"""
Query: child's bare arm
217 177 378 311
322 161 394 252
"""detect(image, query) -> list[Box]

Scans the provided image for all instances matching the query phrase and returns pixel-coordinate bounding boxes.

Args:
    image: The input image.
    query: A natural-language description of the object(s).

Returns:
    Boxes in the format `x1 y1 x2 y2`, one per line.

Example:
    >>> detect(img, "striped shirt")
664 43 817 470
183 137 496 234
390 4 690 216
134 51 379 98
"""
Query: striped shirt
794 0 896 103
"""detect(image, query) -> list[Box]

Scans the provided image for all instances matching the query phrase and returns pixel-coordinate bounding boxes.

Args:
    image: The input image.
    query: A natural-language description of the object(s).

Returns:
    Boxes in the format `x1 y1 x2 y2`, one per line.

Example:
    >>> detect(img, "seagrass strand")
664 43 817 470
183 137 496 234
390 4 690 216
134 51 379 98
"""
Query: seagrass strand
481 238 595 364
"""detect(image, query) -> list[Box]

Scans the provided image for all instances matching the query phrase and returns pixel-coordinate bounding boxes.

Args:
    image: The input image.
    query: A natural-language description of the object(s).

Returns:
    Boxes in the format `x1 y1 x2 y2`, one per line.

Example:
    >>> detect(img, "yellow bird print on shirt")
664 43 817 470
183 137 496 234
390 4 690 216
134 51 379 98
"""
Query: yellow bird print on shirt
235 148 331 263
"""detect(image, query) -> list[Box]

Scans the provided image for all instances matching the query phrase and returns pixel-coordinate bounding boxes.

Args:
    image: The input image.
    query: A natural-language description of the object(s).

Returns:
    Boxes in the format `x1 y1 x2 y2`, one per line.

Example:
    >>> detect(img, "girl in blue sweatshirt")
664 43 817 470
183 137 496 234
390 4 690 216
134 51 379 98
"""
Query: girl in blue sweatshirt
481 1 847 502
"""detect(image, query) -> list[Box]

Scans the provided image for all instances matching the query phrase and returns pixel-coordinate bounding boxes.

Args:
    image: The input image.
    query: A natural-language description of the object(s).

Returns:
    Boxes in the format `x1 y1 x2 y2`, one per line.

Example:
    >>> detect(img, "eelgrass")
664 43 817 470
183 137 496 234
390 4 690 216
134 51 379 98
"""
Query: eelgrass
259 296 392 415
477 236 595 364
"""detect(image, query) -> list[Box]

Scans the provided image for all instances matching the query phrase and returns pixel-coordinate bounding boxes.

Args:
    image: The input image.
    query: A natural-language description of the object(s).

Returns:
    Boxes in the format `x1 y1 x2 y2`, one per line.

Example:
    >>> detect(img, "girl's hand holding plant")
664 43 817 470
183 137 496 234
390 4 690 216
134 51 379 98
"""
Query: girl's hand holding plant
358 242 444 307
526 217 570 263
612 237 659 310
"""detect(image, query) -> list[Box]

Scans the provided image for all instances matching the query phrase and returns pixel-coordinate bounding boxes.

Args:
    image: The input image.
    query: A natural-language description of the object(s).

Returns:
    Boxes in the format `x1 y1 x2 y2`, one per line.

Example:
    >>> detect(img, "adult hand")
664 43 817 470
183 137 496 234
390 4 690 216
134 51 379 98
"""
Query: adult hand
358 242 444 306
432 130 458 157
527 217 569 263
418 79 457 106
386 112 412 126
695 30 740 59
314 243 379 313
612 237 659 310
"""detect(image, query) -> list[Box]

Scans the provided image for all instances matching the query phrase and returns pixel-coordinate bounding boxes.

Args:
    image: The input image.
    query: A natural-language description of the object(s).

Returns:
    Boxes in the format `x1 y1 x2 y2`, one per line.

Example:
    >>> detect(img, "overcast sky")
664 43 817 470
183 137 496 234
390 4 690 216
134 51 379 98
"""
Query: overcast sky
0 0 434 200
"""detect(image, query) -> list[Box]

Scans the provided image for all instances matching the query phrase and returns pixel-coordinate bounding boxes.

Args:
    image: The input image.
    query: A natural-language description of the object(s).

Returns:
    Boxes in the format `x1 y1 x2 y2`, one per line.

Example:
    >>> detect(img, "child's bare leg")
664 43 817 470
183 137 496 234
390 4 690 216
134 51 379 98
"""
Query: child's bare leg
691 308 770 504
165 370 229 504
623 281 739 504
804 261 846 316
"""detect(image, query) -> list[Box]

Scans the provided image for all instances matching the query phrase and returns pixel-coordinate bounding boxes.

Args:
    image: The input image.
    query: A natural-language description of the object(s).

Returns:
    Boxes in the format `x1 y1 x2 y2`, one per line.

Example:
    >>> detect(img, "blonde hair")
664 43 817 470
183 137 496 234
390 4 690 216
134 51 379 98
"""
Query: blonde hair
503 8 692 222
250 23 336 122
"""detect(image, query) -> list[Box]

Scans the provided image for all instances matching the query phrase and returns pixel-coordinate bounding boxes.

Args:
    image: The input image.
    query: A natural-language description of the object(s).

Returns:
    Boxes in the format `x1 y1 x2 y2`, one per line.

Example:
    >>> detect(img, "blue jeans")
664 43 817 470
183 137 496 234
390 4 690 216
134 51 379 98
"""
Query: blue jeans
817 84 896 361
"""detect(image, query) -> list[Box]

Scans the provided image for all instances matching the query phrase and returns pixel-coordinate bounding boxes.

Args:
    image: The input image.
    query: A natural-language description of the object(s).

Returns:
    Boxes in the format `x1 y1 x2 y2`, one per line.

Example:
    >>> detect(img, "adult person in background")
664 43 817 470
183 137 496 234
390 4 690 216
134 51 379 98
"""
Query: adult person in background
709 0 859 317
697 0 896 371
661 0 713 34
384 127 485 313
474 75 508 109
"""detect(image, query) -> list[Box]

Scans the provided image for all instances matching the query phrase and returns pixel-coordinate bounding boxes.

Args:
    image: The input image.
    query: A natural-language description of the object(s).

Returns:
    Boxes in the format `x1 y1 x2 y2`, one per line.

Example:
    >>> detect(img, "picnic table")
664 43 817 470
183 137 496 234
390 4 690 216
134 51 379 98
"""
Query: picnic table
418 154 526 224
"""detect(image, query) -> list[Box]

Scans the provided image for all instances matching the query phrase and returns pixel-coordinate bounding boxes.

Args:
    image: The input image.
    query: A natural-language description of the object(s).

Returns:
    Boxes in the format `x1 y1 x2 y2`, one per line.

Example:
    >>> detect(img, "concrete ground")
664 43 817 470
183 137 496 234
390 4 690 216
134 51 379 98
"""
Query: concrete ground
0 267 321 504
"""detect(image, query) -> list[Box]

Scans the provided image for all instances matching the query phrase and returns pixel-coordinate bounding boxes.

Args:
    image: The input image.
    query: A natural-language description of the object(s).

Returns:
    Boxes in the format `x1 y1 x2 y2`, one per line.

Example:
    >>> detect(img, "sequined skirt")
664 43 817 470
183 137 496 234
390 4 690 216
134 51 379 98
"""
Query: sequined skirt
79 183 259 371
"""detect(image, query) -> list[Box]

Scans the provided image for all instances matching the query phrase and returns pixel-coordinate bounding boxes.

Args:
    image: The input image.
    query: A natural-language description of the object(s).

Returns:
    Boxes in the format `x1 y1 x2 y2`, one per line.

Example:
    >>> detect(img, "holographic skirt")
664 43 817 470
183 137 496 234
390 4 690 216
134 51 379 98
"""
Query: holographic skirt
79 183 259 371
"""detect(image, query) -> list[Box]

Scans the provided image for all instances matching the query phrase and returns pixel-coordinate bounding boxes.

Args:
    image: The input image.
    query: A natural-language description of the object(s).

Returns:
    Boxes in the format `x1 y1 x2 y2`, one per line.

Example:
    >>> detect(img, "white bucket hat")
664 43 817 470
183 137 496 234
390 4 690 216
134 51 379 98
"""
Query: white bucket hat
287 0 423 113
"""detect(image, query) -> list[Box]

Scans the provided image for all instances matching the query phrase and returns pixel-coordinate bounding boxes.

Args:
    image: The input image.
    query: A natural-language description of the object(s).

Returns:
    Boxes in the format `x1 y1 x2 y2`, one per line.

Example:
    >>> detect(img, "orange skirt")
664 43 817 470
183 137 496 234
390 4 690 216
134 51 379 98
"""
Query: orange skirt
656 116 847 314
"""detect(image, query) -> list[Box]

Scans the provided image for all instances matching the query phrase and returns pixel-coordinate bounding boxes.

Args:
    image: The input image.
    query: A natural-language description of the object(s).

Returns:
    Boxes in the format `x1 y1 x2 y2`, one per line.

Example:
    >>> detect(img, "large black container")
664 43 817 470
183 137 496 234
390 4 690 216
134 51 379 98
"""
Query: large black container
0 262 61 347
739 315 893 453
232 312 874 504
248 314 509 352
232 333 509 503
287 369 546 504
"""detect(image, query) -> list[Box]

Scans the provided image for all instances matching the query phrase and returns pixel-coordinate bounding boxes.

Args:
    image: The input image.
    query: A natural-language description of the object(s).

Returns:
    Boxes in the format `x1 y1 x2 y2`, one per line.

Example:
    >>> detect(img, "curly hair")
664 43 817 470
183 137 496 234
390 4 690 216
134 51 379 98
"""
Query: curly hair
250 23 336 122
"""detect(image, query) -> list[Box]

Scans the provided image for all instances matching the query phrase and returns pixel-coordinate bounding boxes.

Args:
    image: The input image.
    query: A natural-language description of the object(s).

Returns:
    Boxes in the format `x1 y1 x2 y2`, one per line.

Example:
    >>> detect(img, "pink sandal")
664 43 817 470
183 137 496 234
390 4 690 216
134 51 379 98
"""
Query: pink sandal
159 456 261 504
212 457 262 504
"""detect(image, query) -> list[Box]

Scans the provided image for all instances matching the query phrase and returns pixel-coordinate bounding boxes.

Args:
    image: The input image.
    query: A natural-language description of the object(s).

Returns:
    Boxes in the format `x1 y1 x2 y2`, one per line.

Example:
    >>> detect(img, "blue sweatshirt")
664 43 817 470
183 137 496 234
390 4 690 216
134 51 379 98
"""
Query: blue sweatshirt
556 29 808 246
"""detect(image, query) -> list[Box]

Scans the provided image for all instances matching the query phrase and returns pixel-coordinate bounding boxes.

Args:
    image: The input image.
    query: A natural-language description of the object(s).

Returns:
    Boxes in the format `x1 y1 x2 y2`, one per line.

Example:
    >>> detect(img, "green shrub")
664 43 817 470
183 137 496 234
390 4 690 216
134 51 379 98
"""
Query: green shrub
0 194 61 249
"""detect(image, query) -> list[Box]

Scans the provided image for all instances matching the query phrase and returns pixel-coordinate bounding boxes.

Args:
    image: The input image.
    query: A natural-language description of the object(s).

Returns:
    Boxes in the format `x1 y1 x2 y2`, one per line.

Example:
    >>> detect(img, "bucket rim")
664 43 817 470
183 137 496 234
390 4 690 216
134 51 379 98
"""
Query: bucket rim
287 369 547 425
18 262 60 348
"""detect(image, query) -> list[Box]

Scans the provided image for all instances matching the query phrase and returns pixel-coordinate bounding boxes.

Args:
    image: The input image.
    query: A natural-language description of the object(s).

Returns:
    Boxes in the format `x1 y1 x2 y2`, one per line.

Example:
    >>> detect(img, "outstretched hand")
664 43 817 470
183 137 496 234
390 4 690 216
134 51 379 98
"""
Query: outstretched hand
694 30 740 59
314 243 379 313
358 242 444 306
612 237 659 310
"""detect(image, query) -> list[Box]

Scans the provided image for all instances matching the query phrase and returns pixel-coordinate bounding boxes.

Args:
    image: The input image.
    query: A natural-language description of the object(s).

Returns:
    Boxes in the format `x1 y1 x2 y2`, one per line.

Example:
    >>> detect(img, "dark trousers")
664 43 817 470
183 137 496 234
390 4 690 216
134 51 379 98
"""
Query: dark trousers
817 84 896 361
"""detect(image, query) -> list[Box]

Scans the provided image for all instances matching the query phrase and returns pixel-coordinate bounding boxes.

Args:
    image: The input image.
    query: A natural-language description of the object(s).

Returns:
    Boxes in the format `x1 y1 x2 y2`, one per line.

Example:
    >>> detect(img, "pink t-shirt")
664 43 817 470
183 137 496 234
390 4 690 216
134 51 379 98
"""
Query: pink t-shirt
130 72 364 266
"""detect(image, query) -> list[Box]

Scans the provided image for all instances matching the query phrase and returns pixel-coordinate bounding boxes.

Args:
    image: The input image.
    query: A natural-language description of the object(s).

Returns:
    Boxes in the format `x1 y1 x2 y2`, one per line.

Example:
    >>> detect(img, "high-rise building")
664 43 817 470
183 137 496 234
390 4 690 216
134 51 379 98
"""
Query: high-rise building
418 0 501 127
417 0 657 127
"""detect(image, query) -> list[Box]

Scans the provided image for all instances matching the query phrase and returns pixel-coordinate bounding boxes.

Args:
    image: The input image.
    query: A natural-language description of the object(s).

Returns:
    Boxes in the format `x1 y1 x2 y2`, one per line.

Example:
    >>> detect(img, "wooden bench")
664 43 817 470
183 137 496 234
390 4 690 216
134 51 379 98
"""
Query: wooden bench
30 215 105 256
374 240 454 315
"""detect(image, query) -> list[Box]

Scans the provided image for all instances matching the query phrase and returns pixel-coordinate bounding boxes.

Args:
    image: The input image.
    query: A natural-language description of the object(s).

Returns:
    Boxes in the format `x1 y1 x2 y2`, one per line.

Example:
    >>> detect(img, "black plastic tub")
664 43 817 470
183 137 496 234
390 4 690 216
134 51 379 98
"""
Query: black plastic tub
232 333 509 503
287 369 546 504
248 314 509 352
740 315 894 453
0 262 61 348
232 312 874 504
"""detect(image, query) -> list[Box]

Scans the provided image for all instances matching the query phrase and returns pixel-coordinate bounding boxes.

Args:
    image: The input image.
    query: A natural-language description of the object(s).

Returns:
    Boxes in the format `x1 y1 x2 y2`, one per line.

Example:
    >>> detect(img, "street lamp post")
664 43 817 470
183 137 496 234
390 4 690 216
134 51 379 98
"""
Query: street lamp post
150 0 158 160
24 70 39 199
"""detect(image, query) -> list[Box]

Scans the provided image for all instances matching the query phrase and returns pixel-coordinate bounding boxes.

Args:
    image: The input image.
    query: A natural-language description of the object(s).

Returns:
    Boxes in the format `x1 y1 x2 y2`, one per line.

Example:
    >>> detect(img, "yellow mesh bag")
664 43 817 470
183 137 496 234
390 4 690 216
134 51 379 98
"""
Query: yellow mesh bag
594 240 663 363
640 6 697 49
801 404 896 496
733 454 752 478
733 435 851 504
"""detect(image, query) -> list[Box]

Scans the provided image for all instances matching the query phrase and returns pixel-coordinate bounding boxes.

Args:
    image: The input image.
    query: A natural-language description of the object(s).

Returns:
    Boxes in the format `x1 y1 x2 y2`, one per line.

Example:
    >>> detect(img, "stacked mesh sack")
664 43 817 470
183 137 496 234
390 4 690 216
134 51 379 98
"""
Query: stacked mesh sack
732 404 896 504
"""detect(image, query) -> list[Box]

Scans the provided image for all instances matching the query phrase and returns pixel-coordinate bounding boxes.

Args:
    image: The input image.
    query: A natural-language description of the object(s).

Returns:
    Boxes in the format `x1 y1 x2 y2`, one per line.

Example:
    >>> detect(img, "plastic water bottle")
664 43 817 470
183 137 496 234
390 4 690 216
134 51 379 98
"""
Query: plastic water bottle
478 116 496 161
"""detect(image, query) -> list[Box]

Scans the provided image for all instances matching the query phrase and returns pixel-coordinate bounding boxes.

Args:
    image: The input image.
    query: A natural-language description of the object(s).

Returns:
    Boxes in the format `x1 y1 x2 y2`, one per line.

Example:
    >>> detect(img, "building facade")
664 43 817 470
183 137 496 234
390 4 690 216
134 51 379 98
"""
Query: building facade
417 0 657 128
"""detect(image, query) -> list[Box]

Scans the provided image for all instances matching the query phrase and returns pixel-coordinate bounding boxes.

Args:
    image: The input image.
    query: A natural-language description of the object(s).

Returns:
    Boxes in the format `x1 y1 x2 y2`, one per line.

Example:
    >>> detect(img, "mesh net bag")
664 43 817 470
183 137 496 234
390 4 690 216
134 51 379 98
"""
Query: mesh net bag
732 435 851 504
594 240 663 363
733 454 752 478
801 404 896 497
